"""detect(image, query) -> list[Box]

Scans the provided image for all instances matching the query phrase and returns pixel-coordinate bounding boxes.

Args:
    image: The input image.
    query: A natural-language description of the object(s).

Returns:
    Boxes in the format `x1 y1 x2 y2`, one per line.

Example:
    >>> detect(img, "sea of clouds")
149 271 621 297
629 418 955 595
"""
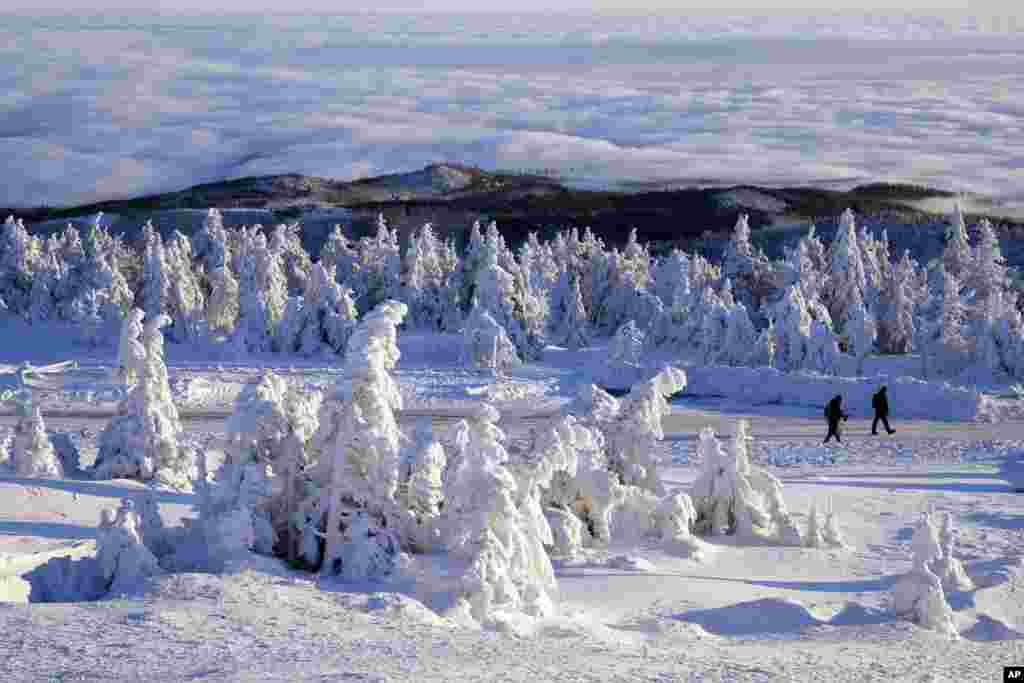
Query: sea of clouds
1 11 1022 208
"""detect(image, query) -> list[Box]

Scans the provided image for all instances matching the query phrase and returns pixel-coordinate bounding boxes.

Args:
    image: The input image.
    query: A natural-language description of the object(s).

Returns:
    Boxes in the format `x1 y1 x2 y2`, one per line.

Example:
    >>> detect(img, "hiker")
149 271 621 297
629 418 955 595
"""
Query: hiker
823 394 849 444
871 386 895 435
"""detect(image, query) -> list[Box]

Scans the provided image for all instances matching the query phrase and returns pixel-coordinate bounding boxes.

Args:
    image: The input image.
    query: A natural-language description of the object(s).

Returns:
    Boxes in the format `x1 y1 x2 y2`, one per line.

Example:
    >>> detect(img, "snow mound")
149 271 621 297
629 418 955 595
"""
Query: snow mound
361 592 454 628
682 367 986 422
606 555 657 572
676 598 822 638
962 614 1024 642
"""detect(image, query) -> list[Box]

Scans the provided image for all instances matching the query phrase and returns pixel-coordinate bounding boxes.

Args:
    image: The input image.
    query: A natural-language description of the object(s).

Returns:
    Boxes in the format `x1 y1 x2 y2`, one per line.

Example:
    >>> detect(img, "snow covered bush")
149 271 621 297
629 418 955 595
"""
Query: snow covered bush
10 401 62 478
94 311 196 489
691 420 802 545
804 500 846 549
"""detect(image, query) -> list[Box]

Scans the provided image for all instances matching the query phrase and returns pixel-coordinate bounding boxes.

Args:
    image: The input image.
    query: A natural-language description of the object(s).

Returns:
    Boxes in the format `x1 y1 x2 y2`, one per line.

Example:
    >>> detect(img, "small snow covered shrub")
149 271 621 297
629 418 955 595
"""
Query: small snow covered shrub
934 512 974 592
691 420 801 545
10 401 62 478
892 512 960 637
94 311 196 489
462 300 520 374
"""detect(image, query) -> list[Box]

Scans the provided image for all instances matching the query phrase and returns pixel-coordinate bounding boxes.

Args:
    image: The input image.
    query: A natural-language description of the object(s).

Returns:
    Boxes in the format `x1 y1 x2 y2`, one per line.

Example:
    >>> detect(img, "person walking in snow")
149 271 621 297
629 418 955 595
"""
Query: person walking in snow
823 394 848 444
871 385 895 435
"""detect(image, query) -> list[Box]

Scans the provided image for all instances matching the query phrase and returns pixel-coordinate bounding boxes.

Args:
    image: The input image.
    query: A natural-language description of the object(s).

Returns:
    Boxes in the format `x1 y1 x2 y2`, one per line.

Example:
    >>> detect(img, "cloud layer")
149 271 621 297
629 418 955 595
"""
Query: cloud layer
1 12 1022 208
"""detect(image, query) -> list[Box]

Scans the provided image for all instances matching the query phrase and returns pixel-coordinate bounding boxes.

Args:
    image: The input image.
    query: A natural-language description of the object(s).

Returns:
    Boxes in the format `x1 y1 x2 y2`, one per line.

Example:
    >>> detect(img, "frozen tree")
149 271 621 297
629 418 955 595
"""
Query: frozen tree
205 266 239 337
164 231 205 343
0 215 38 315
233 231 288 352
116 308 146 388
607 367 686 494
892 512 960 637
804 503 825 548
443 403 557 623
299 301 408 579
141 222 169 321
462 298 521 374
10 401 62 478
402 223 447 330
609 319 645 367
351 214 401 314
934 512 974 592
920 268 969 378
651 249 691 307
95 500 162 597
876 250 919 354
969 218 1007 305
943 202 973 280
205 371 321 557
548 269 590 350
193 208 230 271
400 420 447 552
722 213 754 282
783 226 827 304
717 298 759 367
94 312 195 489
692 421 801 544
769 286 811 372
825 209 867 334
844 299 877 376
320 224 359 284
269 222 312 294
277 263 359 355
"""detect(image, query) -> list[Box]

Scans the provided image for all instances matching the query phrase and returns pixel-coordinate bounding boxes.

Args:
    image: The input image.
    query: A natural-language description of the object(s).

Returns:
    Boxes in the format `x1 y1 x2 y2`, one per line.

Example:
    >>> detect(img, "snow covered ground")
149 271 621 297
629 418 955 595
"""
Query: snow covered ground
4 328 1024 680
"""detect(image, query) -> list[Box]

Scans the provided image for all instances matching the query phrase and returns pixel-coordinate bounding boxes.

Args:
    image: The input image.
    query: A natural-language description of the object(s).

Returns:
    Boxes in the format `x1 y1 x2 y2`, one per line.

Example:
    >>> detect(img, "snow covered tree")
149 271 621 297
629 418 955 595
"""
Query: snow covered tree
892 512 960 637
0 215 38 316
269 222 312 295
351 214 401 314
95 500 162 597
943 202 973 281
163 231 205 343
462 299 521 374
607 367 686 495
10 401 62 478
844 299 876 376
825 209 867 335
876 250 919 354
400 420 447 552
205 266 239 337
141 222 169 322
769 286 812 372
547 269 590 350
320 224 359 284
969 218 1007 306
442 403 557 623
278 263 359 355
94 312 195 489
298 300 408 578
193 208 230 273
116 308 146 387
691 420 802 545
232 231 288 352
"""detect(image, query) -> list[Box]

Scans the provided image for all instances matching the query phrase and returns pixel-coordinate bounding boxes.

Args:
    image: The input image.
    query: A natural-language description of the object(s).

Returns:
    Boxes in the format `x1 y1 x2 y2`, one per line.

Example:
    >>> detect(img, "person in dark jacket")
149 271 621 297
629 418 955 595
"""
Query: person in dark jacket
823 394 849 444
871 386 895 435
